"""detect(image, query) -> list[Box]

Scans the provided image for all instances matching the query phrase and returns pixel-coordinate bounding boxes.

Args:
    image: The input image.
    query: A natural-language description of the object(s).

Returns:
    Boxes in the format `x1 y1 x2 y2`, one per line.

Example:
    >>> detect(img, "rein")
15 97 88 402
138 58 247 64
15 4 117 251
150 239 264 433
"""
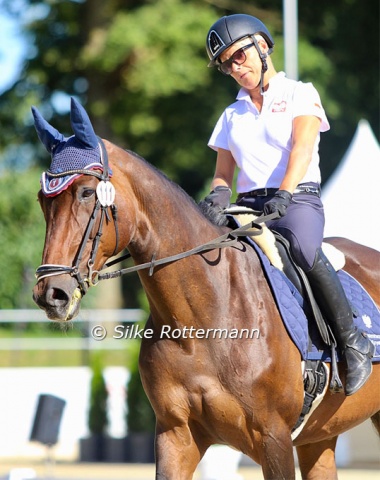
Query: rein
98 212 278 281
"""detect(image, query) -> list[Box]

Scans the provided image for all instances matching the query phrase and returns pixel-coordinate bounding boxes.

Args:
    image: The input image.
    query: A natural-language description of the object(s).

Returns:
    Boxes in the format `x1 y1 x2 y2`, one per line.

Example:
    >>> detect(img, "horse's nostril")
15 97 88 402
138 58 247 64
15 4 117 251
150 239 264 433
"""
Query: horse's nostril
47 287 69 305
51 288 69 301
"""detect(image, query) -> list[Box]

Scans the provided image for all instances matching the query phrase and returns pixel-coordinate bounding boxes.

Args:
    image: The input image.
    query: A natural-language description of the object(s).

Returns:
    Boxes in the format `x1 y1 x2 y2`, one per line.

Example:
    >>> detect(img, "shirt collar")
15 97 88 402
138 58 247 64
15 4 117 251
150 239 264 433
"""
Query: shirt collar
236 71 286 101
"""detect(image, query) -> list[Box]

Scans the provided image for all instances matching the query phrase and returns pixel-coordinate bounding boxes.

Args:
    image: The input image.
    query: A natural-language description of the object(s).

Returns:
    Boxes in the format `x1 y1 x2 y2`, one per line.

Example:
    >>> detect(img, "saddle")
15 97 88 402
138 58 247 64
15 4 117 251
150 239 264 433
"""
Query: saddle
226 207 344 360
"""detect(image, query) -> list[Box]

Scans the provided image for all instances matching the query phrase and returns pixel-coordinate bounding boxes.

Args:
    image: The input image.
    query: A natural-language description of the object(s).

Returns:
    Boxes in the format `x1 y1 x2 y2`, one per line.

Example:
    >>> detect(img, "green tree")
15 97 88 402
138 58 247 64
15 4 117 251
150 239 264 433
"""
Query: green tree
88 353 109 435
1 0 378 188
126 355 156 434
298 0 379 178
126 300 155 433
0 0 221 192
0 169 45 308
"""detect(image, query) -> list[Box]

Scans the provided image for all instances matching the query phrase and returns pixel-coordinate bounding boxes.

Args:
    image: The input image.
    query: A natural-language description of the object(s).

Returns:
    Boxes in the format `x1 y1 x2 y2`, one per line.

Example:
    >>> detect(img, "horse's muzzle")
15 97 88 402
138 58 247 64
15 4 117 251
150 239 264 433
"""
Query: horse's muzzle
33 277 82 322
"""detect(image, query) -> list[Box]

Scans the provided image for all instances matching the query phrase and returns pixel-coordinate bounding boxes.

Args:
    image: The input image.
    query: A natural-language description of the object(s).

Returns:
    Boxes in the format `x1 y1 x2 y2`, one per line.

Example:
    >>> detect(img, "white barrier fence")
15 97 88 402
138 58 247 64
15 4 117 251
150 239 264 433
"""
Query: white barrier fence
0 309 144 350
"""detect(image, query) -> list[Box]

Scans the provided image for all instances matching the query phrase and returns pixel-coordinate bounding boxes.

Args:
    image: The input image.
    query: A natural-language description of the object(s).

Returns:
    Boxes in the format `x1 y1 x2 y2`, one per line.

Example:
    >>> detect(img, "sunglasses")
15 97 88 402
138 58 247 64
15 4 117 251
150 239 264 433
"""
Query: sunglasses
217 43 256 76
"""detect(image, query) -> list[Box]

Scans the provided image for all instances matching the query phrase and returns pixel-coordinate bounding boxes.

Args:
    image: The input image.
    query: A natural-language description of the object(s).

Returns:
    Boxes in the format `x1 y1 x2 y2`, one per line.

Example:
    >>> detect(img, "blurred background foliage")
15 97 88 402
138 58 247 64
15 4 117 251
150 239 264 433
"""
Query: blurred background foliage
0 0 378 310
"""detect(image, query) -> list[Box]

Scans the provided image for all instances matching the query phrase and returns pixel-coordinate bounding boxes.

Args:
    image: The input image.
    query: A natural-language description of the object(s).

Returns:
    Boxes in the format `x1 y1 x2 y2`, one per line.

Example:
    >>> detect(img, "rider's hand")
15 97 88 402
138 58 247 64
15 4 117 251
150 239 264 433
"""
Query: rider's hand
199 186 232 226
203 186 232 210
263 190 292 217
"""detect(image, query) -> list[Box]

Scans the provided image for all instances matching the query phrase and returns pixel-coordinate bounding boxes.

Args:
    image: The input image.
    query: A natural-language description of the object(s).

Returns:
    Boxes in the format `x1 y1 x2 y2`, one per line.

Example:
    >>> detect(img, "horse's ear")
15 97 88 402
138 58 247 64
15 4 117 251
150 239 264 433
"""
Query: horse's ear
31 106 65 153
70 97 98 149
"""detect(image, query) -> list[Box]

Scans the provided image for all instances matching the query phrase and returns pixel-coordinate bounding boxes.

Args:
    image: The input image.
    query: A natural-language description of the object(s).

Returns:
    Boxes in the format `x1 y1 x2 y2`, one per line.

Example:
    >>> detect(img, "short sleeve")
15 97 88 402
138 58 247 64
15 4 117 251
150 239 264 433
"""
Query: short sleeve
293 82 330 132
208 111 230 152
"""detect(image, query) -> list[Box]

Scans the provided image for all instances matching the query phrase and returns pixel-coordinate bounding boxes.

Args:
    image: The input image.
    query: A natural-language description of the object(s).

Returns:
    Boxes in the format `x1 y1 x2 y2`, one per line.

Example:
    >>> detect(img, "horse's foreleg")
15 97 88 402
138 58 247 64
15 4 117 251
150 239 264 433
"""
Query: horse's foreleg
296 437 338 480
259 430 296 480
155 423 206 480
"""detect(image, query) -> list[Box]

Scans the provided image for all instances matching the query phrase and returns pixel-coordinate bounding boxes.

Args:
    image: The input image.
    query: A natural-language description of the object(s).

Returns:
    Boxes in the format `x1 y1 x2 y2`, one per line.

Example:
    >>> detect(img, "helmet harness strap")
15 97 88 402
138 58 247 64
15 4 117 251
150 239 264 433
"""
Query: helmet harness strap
250 35 268 95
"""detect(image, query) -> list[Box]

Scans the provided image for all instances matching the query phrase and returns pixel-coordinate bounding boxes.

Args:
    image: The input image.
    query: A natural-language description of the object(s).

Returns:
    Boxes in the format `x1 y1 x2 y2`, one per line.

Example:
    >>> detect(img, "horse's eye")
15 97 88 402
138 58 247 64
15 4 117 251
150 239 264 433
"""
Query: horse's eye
82 189 95 199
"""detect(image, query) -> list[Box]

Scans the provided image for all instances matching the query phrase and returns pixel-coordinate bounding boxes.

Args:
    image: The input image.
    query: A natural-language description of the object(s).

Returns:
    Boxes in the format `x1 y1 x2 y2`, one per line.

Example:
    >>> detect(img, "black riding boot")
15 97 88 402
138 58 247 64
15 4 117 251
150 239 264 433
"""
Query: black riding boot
306 248 375 396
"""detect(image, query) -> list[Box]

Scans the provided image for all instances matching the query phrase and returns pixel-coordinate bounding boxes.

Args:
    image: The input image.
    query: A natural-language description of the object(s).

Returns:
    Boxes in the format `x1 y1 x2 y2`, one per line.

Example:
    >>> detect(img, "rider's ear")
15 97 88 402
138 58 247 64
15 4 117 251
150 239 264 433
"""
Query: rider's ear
31 106 65 153
70 97 98 150
253 35 269 54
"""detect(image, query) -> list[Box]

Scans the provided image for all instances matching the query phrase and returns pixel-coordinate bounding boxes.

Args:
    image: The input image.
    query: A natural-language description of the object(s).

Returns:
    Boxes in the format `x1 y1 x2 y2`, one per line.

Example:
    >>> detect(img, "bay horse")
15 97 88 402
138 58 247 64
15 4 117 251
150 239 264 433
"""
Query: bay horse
32 99 380 480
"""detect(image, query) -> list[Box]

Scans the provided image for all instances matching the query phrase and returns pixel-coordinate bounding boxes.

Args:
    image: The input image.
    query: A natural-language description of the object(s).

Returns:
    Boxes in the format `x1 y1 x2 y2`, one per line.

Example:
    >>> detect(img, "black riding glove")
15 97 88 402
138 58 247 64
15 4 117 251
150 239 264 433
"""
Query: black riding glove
263 190 292 217
199 186 232 226
203 186 232 210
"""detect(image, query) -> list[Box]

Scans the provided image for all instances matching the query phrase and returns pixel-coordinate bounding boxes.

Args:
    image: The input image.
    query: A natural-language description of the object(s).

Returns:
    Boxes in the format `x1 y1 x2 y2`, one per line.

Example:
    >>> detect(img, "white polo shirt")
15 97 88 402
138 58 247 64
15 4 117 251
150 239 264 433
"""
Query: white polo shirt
208 72 330 193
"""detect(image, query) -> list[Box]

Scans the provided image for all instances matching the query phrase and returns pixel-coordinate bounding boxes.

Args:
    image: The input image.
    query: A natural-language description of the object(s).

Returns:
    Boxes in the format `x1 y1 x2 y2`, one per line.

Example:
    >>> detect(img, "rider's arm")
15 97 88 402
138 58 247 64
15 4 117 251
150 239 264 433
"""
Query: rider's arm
210 148 236 191
279 115 321 194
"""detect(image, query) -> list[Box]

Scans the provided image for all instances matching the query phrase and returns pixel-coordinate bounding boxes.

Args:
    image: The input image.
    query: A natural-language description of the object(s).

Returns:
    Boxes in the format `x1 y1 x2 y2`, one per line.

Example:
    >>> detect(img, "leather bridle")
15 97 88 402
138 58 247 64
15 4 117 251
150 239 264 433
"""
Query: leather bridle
35 138 119 296
35 137 278 296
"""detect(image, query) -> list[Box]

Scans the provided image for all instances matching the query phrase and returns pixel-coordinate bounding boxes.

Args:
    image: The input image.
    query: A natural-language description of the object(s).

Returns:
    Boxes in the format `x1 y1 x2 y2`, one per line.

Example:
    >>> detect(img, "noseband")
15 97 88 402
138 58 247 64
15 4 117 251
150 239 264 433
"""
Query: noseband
35 138 118 296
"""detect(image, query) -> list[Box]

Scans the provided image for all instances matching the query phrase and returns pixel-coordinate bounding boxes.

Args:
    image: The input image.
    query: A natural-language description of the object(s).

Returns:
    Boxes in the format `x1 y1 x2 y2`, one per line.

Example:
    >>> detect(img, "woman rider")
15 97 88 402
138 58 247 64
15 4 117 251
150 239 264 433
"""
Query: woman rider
201 14 374 396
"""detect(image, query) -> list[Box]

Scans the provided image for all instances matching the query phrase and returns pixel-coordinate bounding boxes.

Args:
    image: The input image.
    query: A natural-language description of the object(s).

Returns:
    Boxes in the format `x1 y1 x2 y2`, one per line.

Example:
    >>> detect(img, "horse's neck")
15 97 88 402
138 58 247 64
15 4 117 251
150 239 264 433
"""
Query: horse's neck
114 150 214 253
114 148 221 326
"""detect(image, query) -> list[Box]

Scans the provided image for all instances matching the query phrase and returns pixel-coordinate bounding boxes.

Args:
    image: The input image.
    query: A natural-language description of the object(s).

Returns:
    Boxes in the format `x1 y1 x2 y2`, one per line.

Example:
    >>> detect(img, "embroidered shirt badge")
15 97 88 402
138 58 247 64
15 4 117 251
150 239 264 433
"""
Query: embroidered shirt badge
272 101 287 113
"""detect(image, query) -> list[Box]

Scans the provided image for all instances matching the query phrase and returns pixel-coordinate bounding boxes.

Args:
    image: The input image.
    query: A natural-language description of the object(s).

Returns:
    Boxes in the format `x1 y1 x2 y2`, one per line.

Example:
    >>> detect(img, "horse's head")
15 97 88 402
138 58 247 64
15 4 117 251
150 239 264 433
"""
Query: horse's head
32 98 119 321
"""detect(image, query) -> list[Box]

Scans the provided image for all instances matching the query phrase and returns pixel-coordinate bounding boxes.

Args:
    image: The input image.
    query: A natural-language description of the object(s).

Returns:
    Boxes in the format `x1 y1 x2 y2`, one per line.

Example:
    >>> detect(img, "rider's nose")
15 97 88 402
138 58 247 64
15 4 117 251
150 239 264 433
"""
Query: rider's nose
230 62 242 75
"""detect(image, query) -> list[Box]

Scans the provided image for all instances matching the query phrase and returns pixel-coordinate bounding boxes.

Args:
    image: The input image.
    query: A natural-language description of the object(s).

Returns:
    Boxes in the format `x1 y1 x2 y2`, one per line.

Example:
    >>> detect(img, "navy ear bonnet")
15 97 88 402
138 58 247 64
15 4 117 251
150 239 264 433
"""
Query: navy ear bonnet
32 97 111 197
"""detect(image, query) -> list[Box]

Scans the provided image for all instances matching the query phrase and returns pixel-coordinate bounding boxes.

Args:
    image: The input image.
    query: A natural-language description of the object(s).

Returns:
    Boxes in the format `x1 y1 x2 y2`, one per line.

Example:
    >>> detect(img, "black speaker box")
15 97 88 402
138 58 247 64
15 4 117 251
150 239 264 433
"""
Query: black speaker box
30 394 66 445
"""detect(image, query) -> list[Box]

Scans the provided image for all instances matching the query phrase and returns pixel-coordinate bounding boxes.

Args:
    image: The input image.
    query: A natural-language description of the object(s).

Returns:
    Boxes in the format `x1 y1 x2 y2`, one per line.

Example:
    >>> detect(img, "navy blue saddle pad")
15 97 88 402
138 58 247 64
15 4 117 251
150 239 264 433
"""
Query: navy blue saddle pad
243 234 380 363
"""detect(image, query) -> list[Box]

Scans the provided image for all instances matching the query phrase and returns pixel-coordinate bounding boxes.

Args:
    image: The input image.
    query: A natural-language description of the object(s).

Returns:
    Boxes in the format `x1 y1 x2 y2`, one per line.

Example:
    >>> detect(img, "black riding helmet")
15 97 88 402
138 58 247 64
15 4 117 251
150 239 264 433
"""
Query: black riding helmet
206 14 274 94
206 14 274 67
